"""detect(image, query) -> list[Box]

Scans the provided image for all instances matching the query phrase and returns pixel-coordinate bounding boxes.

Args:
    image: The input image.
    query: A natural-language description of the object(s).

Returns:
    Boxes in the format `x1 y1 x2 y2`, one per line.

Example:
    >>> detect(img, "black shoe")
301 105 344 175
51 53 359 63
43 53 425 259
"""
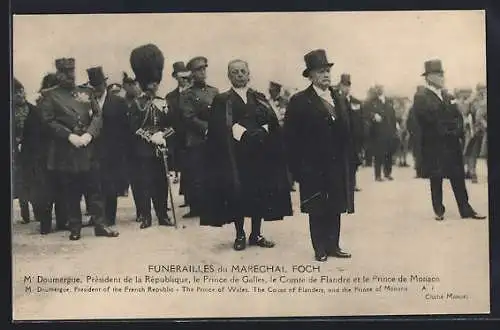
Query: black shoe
135 215 143 222
233 236 246 251
328 248 351 258
249 235 275 248
94 226 119 237
315 254 328 262
69 232 81 241
140 218 152 229
375 177 384 182
435 214 444 221
385 175 394 181
159 218 175 226
462 212 486 220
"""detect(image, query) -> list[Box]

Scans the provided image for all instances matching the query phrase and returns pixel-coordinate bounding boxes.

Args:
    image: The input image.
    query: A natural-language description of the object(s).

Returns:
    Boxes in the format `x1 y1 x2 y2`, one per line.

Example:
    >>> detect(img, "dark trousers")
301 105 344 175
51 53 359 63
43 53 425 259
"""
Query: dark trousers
234 216 262 239
104 194 118 225
374 149 393 178
57 169 107 233
430 176 474 217
183 144 206 214
19 199 30 221
134 156 169 222
34 199 67 233
308 211 341 257
50 170 70 229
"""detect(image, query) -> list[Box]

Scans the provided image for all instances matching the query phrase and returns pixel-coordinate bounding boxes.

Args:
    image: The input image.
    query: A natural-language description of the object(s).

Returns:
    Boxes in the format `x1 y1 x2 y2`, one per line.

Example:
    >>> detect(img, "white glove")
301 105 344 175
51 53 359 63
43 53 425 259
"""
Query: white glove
262 124 269 132
374 113 382 122
232 123 247 141
150 131 166 146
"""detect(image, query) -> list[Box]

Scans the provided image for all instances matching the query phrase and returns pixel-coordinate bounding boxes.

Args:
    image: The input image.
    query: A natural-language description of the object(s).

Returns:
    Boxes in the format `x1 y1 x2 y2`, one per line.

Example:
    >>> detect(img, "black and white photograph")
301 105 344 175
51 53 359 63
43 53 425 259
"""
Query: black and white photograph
11 10 488 319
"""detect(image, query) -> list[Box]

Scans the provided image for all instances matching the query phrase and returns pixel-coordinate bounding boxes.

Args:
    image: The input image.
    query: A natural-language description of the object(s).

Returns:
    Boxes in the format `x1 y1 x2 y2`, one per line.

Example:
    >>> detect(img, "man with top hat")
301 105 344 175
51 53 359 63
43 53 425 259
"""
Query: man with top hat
336 73 364 192
179 56 219 218
38 57 119 240
364 84 398 182
407 85 426 178
413 59 486 221
201 59 292 251
86 66 129 226
128 44 175 229
284 49 354 262
166 61 192 204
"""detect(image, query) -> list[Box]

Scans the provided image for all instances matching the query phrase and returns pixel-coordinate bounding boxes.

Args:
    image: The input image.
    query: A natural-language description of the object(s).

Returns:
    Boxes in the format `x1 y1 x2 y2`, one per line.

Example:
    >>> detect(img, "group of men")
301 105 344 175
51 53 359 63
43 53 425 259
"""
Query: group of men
12 44 486 262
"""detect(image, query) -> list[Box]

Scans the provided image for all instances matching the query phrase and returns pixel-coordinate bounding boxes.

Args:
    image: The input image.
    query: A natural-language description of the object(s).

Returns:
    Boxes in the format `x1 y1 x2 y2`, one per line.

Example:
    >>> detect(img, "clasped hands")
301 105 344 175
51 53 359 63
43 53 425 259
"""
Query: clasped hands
68 133 93 148
232 122 269 142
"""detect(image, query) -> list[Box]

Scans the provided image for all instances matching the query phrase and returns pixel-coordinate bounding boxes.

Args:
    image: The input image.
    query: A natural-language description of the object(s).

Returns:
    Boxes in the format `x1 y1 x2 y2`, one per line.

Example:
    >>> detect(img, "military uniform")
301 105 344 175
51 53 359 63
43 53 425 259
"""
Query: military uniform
179 56 219 217
38 58 118 240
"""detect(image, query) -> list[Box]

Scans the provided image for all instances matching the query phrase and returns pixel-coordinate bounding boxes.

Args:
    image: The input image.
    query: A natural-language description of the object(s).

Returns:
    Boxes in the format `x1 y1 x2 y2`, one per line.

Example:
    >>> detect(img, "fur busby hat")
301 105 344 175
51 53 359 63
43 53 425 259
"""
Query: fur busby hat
130 44 165 90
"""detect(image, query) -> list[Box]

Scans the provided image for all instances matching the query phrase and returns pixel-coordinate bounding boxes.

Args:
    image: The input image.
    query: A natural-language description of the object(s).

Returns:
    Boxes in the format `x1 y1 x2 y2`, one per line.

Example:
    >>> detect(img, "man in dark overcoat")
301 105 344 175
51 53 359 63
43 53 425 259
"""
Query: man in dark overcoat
179 56 219 218
86 66 129 226
413 59 486 221
406 85 425 178
38 57 119 240
22 74 68 233
364 84 398 181
336 73 364 192
284 49 354 262
201 59 292 251
166 61 192 206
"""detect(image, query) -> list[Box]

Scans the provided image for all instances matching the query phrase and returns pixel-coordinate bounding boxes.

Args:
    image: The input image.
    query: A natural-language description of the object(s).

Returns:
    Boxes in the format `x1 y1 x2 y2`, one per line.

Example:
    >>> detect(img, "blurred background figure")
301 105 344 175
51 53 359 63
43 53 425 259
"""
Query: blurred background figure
107 83 123 96
464 83 487 183
12 78 34 224
364 84 398 181
362 86 377 167
394 96 411 167
407 85 425 178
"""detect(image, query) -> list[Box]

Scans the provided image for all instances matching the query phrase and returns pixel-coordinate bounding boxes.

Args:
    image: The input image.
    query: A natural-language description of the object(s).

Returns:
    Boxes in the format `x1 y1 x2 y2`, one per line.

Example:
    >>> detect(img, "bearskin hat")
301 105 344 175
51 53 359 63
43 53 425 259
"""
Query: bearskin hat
130 44 164 90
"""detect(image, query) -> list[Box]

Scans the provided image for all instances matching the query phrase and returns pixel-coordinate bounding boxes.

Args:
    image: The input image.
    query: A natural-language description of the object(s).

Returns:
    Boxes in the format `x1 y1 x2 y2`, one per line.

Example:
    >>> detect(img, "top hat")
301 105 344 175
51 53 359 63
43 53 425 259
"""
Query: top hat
422 59 444 76
172 61 191 77
339 73 351 86
86 66 108 87
55 58 75 71
302 49 334 77
186 56 208 71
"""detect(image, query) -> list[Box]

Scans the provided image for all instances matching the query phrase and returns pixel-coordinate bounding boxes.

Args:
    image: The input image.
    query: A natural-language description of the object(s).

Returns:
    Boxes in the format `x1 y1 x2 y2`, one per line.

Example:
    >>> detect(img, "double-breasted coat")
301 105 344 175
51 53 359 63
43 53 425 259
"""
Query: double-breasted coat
413 87 465 179
200 88 293 226
284 85 355 215
38 86 102 173
166 87 186 172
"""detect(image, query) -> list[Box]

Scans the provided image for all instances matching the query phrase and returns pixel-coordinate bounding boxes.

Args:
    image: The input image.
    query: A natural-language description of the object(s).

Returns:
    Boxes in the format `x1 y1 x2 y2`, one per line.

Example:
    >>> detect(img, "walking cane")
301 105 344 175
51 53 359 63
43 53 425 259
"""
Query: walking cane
159 145 178 229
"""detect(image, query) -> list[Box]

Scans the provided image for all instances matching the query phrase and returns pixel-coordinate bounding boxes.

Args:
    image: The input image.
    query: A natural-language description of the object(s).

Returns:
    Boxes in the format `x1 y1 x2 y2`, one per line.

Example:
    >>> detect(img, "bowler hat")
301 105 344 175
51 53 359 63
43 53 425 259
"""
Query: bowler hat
422 59 444 76
187 56 208 71
86 66 108 87
55 58 75 71
172 61 190 77
302 49 334 77
339 73 351 86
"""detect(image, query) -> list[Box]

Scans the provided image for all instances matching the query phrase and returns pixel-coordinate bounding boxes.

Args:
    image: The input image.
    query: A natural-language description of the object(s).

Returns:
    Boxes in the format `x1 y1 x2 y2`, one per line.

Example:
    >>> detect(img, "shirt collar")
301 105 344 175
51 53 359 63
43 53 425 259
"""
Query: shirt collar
312 84 330 98
425 83 443 100
232 86 249 102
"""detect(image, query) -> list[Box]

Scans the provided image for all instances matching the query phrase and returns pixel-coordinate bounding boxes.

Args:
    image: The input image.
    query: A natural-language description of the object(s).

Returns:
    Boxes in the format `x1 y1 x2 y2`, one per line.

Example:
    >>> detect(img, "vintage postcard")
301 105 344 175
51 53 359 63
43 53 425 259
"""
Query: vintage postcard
11 10 488 320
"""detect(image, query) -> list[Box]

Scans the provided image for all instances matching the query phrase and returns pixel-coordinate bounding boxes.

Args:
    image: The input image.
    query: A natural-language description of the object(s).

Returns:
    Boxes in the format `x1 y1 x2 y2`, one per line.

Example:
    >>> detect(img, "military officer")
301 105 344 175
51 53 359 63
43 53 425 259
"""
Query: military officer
38 58 119 240
413 59 486 221
179 56 219 218
128 44 175 229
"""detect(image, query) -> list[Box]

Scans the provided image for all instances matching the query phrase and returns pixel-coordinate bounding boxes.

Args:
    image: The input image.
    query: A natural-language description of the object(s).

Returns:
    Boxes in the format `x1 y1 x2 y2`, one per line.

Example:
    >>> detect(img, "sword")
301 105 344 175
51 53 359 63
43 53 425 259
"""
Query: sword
159 145 178 228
